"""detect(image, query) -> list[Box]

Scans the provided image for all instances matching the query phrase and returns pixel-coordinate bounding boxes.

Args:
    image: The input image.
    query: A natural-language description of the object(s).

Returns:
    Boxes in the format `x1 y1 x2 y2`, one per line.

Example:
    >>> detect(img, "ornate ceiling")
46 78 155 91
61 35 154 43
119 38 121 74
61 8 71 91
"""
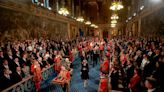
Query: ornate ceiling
49 0 130 25
78 0 129 24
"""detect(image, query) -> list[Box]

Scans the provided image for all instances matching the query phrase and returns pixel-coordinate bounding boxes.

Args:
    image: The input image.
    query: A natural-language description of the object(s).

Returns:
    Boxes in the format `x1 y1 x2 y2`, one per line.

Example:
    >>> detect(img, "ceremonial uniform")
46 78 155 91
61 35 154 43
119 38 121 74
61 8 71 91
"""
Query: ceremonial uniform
31 61 42 92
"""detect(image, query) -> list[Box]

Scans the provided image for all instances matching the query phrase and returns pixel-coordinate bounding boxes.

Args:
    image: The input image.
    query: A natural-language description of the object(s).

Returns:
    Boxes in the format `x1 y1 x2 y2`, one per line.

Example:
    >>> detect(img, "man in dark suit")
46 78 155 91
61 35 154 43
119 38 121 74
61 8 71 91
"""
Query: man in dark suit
142 55 153 81
5 50 14 65
12 57 21 72
0 51 5 66
12 67 25 83
5 50 16 71
110 66 119 90
153 49 160 63
0 59 12 76
0 68 14 91
145 77 161 92
126 60 134 85
19 52 31 67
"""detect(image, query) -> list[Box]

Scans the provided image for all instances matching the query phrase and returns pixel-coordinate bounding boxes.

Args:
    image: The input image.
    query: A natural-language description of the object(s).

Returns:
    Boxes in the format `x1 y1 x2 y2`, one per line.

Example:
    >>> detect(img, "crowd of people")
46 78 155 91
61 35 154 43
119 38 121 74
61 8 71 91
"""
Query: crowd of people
0 38 77 91
108 37 164 92
72 37 164 92
0 36 163 92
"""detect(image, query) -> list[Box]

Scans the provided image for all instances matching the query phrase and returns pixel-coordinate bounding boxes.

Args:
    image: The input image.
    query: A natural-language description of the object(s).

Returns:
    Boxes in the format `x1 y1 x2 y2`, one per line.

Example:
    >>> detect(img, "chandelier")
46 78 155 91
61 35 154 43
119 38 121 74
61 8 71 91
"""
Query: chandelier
111 23 116 26
85 21 91 25
76 16 84 22
91 24 95 27
111 25 115 28
91 24 98 28
111 23 116 28
110 0 124 11
58 7 69 16
111 14 119 20
94 25 98 28
111 20 117 24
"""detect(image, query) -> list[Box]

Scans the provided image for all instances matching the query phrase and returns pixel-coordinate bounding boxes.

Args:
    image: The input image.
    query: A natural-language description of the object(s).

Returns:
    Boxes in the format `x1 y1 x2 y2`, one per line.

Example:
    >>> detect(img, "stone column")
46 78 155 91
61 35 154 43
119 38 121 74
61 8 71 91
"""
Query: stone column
138 18 141 37
132 23 135 37
67 0 72 16
67 22 71 39
56 0 59 11
71 0 75 17
76 6 80 17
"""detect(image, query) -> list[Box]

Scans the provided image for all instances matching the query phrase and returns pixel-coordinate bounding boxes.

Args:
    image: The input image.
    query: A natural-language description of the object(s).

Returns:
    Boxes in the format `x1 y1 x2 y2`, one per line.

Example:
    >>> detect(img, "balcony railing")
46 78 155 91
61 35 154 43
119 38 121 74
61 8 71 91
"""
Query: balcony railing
1 51 79 92
2 65 56 92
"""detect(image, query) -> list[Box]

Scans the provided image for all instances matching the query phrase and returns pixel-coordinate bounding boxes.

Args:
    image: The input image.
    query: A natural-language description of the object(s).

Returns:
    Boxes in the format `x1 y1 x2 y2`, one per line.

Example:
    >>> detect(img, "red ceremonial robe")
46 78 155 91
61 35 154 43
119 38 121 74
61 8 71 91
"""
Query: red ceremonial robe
100 60 109 74
98 77 108 92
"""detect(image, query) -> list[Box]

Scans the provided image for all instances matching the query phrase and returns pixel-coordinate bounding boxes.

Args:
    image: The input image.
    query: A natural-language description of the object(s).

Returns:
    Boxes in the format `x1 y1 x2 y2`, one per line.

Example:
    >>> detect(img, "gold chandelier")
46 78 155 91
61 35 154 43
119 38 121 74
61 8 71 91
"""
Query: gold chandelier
110 0 124 11
58 7 69 16
111 23 116 28
111 14 119 20
111 23 116 26
111 20 117 24
91 24 98 28
76 16 84 22
110 19 117 28
85 21 91 25
111 25 115 28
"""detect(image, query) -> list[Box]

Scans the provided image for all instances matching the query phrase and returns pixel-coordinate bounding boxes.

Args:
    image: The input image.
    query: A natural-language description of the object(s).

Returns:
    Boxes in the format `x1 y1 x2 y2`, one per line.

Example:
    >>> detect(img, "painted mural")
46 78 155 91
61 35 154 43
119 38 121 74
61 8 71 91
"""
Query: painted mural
0 7 68 42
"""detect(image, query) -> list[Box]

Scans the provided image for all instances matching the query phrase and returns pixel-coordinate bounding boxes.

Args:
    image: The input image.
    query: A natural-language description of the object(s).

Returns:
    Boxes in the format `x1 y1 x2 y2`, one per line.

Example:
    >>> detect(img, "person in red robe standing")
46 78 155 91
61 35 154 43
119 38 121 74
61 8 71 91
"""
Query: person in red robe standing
98 73 109 92
106 50 110 61
54 52 62 73
100 57 109 75
69 49 74 62
31 60 42 92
